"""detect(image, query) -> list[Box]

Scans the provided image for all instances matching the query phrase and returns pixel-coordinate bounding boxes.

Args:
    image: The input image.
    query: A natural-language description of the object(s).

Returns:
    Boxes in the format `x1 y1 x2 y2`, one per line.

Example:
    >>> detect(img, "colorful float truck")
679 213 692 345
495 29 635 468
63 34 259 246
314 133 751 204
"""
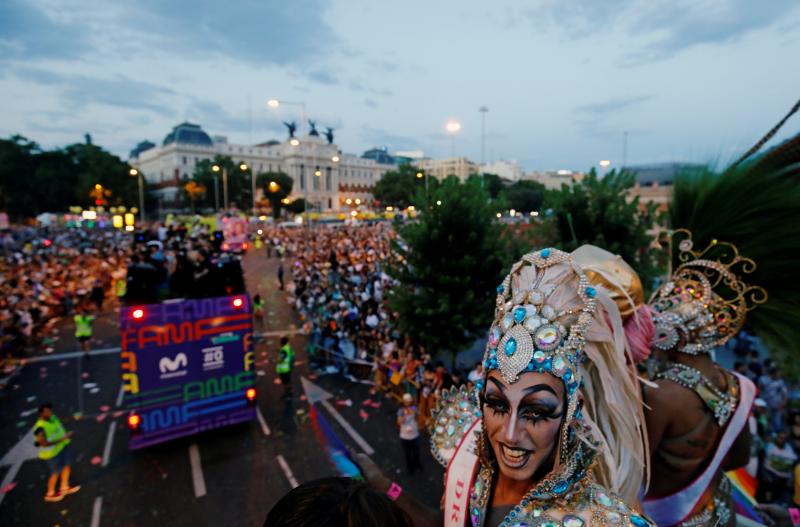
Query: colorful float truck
119 295 256 448
221 215 249 253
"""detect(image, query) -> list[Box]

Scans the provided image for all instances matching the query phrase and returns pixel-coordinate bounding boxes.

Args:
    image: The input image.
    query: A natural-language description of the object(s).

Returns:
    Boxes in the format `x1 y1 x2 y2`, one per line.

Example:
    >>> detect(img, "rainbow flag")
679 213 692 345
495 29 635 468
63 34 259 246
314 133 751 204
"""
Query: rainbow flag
726 468 765 526
309 404 364 480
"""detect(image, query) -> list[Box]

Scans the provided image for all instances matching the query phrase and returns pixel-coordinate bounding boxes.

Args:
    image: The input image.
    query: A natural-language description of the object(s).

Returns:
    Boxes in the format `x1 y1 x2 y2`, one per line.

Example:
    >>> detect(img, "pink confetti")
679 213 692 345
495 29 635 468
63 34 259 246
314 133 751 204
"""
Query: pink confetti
95 413 107 423
59 361 67 367
274 377 281 384
369 401 381 409
299 395 307 401
0 482 17 494
335 399 353 407
361 398 373 406
81 372 89 379
112 411 124 418
307 373 318 380
91 456 102 465
359 409 369 421
100 405 110 412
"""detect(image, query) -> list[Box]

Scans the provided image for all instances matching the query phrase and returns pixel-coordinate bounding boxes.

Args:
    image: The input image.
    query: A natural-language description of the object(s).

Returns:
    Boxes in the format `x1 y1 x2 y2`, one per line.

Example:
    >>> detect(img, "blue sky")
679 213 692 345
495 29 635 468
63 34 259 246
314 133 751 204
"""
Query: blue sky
1 0 798 171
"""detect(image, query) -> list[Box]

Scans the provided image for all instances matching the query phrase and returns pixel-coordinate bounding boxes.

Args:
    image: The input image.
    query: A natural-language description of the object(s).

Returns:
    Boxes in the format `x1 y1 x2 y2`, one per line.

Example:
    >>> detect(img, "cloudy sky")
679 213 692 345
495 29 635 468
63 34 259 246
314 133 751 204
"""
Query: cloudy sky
1 0 799 171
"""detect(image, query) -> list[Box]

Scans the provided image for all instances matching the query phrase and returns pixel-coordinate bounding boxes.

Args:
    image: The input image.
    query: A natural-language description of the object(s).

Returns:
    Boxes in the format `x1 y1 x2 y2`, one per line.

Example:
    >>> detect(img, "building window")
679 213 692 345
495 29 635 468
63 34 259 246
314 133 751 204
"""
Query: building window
182 156 187 164
328 198 332 209
300 165 305 190
325 167 332 190
313 171 320 190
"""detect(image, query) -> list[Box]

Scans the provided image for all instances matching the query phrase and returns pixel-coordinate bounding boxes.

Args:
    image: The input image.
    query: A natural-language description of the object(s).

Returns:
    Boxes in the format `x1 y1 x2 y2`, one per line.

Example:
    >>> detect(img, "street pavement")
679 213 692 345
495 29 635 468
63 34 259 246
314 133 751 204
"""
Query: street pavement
0 249 443 526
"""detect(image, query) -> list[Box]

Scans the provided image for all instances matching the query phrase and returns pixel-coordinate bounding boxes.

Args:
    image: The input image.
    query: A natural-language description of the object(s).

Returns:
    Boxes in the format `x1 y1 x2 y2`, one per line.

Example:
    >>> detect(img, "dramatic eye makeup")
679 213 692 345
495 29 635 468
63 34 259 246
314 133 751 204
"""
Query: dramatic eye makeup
484 377 563 423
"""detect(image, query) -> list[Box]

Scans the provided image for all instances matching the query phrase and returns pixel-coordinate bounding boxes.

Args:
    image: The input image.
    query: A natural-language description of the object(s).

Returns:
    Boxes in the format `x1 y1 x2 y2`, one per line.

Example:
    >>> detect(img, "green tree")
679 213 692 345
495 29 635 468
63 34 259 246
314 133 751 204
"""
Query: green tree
256 172 293 218
503 180 546 213
373 164 436 208
545 168 661 290
286 197 308 215
192 155 252 210
467 172 505 199
0 135 149 219
388 178 515 365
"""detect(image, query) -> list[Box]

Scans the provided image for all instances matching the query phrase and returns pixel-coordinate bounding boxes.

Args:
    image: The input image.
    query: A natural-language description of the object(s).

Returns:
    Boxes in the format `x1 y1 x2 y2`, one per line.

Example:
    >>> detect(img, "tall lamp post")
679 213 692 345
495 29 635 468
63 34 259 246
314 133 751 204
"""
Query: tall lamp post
416 170 428 203
212 162 248 210
129 168 145 224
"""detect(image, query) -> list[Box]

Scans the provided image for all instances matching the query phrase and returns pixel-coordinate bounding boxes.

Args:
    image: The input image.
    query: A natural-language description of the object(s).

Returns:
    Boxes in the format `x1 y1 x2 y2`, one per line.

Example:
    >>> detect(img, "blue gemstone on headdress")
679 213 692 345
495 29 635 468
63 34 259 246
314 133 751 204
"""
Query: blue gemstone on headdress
563 369 572 381
541 248 551 258
553 480 568 494
504 337 517 357
497 284 504 294
586 286 596 298
630 515 649 527
513 306 526 323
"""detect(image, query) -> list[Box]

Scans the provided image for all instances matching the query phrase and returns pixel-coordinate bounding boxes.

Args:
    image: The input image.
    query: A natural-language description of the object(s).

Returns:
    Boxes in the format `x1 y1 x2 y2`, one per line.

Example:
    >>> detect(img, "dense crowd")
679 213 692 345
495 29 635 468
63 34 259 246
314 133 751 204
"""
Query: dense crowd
268 223 479 429
0 228 128 359
729 343 800 506
0 219 247 364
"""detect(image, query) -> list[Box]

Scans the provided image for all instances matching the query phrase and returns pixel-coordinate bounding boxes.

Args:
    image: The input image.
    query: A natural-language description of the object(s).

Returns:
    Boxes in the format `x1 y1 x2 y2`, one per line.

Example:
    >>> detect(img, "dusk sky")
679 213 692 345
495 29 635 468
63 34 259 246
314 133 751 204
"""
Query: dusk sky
1 0 799 171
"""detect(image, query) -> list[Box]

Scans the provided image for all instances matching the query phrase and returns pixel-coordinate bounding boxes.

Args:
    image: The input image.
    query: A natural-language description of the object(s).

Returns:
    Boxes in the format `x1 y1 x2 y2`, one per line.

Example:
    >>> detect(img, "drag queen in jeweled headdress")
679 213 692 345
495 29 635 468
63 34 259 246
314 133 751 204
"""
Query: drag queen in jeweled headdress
430 247 654 527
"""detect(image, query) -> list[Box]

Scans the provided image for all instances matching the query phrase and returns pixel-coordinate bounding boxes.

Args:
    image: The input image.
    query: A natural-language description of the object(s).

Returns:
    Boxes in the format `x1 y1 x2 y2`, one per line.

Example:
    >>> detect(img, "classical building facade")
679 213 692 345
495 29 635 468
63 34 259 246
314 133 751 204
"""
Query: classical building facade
130 122 393 212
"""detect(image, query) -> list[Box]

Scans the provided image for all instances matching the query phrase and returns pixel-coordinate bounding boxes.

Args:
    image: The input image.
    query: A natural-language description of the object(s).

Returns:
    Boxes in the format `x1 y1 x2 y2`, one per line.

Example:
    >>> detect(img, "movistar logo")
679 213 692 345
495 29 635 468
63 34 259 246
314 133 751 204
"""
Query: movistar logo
159 353 188 379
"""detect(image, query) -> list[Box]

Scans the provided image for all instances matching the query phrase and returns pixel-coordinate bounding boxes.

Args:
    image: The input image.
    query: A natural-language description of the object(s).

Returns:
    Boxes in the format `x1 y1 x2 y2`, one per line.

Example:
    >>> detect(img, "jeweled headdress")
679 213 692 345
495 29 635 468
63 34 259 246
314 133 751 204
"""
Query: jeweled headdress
649 229 768 355
482 247 597 395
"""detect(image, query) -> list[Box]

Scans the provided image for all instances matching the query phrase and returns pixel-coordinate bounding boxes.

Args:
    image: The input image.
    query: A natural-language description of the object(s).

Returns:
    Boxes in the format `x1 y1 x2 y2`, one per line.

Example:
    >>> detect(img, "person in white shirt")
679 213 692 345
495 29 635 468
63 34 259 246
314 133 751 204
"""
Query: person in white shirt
397 393 422 475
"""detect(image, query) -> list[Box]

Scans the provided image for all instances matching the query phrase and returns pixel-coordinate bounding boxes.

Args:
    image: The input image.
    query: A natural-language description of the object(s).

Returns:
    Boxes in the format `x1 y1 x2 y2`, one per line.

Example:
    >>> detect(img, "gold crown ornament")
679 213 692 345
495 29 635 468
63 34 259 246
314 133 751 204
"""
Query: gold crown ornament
649 229 767 355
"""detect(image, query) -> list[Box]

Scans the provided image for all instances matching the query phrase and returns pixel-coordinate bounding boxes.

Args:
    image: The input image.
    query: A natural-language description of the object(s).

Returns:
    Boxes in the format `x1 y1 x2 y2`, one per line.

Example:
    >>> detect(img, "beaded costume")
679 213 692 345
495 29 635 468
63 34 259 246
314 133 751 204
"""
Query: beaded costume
643 231 760 526
431 247 653 527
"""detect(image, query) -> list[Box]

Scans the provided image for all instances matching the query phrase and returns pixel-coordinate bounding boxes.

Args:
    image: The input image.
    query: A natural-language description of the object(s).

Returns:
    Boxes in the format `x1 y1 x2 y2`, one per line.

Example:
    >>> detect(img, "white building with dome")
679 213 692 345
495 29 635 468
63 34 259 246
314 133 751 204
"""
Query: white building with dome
130 122 394 212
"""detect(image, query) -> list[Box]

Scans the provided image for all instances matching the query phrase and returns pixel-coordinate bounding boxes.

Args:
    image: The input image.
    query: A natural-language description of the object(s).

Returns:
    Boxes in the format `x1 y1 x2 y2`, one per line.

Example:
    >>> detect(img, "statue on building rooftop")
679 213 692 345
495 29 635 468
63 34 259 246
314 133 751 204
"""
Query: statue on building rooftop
308 120 320 136
283 121 297 138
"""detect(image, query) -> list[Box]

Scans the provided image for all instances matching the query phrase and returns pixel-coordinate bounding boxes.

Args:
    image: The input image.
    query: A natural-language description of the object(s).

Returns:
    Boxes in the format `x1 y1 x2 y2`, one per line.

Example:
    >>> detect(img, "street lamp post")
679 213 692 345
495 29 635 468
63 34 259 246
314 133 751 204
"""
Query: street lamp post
211 165 221 210
416 171 428 203
129 168 145 224
479 106 488 166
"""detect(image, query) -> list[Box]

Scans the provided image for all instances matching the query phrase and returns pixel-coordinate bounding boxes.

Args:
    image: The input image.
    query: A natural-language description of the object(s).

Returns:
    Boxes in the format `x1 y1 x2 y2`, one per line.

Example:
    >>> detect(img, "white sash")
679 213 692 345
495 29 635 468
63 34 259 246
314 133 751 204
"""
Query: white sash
643 372 756 526
444 418 482 527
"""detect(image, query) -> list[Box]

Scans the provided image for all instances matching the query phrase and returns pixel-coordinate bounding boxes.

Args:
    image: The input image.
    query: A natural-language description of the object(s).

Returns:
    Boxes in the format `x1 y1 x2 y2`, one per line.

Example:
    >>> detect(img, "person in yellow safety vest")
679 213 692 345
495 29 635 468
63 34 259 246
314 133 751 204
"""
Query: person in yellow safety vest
33 403 80 502
276 336 294 399
73 307 94 357
253 294 265 323
115 276 126 300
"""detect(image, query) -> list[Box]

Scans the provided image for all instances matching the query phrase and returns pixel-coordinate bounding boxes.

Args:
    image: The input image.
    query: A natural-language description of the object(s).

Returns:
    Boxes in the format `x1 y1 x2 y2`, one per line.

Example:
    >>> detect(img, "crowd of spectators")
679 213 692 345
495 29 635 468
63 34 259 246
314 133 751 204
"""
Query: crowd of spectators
0 227 128 360
267 223 473 428
730 340 800 508
0 219 247 365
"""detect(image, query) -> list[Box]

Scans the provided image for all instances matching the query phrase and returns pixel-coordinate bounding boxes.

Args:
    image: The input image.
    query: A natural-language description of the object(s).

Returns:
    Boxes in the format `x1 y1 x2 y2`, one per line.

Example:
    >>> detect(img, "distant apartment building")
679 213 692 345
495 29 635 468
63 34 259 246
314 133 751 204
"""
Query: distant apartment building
624 162 704 211
416 156 480 181
481 160 525 182
522 170 585 189
130 122 393 211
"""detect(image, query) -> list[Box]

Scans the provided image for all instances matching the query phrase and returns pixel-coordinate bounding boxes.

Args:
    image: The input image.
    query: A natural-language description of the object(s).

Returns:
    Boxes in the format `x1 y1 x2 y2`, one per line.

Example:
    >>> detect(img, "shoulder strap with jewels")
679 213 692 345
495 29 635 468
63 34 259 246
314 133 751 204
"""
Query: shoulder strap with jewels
643 372 756 526
444 418 481 527
654 363 739 427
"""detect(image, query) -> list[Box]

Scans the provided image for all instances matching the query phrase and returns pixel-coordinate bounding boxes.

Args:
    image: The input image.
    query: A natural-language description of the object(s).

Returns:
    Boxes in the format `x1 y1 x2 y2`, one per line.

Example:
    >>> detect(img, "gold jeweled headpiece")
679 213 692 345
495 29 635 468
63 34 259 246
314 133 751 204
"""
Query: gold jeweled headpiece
649 229 768 355
482 247 597 396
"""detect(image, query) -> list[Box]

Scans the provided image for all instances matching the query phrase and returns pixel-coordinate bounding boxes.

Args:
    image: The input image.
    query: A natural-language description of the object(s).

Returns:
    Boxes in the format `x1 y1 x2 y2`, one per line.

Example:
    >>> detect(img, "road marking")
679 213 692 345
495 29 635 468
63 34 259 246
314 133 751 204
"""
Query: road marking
300 376 375 455
319 399 375 455
0 431 38 507
90 496 102 527
256 407 271 436
102 422 116 467
25 347 121 363
276 455 299 488
188 443 207 498
115 383 125 408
